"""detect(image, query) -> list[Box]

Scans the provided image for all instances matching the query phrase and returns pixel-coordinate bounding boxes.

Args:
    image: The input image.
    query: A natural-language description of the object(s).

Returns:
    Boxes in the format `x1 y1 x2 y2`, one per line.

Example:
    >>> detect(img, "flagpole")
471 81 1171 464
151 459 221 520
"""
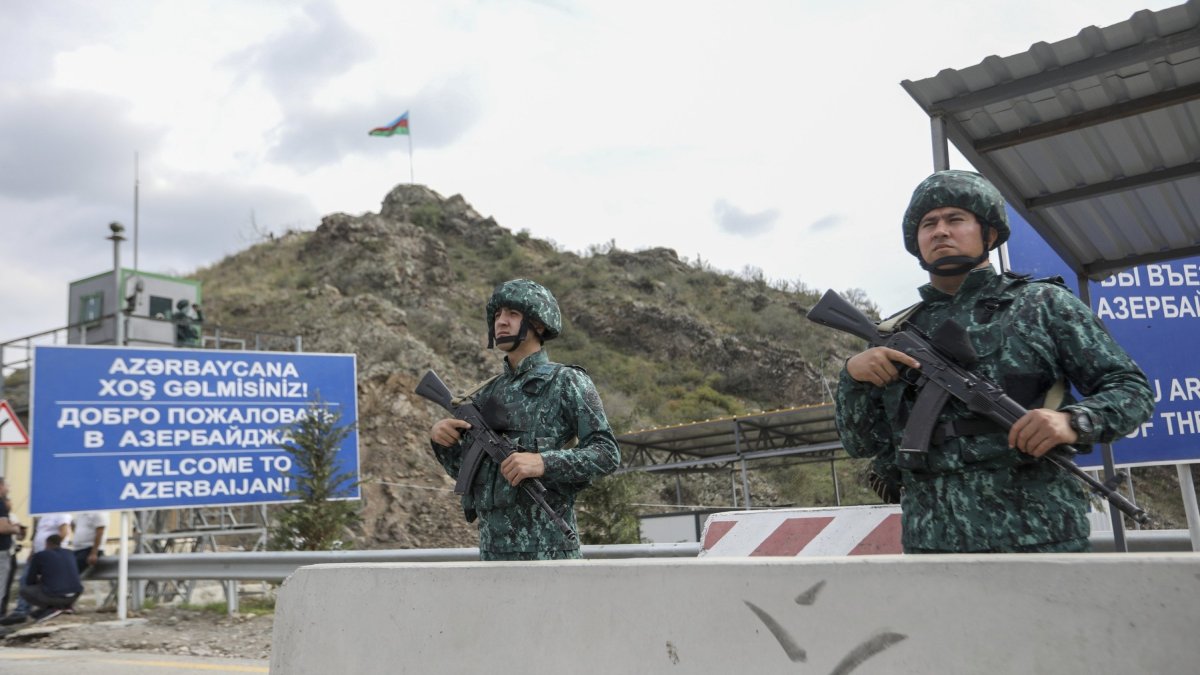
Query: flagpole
407 124 414 185
133 152 139 272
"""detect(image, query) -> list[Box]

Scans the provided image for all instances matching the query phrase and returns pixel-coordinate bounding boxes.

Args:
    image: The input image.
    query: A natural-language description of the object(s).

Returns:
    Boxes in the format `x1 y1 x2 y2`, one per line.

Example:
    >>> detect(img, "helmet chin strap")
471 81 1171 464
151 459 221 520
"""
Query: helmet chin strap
491 318 532 350
920 254 987 276
919 226 991 277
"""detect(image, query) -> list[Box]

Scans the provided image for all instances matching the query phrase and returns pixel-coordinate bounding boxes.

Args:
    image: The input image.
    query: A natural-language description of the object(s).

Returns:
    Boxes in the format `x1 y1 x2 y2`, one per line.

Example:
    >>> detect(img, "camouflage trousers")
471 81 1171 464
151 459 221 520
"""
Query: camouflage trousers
907 536 1091 554
479 549 582 562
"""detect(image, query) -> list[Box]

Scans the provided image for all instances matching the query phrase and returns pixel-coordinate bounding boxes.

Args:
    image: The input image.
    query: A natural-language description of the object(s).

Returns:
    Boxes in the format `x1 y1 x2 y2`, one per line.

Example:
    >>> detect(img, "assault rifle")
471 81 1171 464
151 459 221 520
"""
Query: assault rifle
807 289 1151 526
415 370 577 541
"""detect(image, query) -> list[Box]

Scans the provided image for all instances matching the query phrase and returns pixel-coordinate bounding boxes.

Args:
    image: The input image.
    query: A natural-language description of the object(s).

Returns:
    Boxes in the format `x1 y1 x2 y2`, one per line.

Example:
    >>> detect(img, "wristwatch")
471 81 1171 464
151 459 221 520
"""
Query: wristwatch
1065 407 1096 444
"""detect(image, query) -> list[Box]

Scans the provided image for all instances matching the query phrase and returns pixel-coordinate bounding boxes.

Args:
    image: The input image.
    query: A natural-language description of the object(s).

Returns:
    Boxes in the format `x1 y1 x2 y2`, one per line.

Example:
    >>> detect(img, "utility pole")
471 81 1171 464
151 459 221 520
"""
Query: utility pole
108 222 126 346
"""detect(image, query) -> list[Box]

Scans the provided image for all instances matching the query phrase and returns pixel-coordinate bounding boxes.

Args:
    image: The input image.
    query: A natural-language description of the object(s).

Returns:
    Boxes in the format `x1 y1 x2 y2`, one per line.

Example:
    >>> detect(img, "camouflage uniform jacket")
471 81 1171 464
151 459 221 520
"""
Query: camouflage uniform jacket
432 350 620 555
835 265 1153 552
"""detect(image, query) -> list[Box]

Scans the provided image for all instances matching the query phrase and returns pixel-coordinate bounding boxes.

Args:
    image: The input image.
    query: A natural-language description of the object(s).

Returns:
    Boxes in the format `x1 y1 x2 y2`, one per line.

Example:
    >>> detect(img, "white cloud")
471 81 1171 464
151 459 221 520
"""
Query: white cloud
0 0 1181 346
713 199 780 237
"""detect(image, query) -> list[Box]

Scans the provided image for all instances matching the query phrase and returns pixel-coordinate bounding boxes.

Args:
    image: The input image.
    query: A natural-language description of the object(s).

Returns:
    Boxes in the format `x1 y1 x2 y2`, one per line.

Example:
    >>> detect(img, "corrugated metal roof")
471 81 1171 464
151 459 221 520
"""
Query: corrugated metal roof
616 404 843 472
902 0 1200 279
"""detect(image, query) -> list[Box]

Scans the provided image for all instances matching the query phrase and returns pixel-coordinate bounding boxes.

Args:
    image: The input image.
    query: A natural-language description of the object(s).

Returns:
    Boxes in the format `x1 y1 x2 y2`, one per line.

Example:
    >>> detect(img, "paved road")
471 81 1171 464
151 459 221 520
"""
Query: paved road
0 647 269 673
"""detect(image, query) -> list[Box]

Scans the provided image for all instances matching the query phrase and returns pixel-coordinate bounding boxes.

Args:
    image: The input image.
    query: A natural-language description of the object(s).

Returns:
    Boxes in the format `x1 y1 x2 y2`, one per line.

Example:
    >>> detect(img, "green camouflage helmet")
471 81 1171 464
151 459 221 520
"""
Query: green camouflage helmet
486 279 562 343
902 170 1010 257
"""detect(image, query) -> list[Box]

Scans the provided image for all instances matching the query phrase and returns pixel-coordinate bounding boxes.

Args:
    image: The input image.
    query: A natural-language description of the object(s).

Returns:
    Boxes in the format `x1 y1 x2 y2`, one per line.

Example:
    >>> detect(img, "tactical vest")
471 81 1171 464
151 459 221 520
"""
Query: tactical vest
885 272 1075 475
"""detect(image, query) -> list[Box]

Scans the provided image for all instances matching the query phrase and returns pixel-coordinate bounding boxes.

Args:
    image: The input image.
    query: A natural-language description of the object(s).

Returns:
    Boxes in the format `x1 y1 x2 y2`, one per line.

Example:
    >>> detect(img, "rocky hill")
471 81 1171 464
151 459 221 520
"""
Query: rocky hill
191 184 867 548
8 183 1184 548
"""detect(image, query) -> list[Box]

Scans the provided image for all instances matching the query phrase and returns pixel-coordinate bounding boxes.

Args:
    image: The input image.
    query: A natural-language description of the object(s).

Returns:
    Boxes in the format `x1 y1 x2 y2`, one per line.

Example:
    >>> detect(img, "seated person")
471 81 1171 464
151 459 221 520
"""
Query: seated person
19 534 83 621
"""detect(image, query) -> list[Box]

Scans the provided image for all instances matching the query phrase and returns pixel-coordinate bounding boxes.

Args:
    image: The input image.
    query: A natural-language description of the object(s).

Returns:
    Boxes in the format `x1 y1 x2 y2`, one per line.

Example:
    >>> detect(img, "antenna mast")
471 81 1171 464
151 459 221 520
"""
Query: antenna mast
133 152 140 271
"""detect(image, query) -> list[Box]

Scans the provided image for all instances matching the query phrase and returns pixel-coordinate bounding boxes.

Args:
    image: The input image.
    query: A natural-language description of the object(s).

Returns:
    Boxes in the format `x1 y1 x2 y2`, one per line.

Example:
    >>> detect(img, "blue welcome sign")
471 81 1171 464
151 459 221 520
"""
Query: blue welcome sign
30 345 359 513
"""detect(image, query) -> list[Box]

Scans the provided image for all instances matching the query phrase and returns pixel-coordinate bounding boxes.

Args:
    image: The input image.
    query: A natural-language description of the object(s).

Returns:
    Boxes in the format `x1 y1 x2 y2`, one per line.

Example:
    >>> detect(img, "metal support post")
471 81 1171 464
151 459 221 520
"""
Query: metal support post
931 115 950 171
1077 275 1128 551
118 511 130 620
1178 464 1200 551
1126 471 1140 530
735 420 751 509
108 222 126 346
831 460 842 506
225 580 239 615
1099 442 1128 551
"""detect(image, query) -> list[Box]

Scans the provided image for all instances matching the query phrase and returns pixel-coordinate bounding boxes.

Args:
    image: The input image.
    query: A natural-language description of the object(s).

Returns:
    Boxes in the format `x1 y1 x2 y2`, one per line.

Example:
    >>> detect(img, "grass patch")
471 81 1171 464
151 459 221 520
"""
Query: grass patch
177 594 275 615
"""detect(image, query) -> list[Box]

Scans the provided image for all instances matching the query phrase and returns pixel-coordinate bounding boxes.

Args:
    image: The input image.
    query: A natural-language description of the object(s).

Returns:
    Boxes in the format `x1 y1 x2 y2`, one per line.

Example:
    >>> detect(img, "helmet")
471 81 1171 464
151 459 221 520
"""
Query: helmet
902 170 1010 259
176 299 190 310
485 279 561 348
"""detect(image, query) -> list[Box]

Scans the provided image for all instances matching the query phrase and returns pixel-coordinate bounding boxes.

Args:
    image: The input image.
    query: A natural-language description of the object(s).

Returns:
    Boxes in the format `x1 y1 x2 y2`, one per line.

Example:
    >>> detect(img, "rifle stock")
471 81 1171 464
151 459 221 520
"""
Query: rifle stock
807 290 886 345
415 371 454 411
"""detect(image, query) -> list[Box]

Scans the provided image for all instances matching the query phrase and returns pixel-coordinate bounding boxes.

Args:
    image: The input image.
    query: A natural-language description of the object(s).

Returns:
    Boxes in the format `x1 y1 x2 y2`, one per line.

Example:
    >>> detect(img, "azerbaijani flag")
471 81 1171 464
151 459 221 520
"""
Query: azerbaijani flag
369 111 409 137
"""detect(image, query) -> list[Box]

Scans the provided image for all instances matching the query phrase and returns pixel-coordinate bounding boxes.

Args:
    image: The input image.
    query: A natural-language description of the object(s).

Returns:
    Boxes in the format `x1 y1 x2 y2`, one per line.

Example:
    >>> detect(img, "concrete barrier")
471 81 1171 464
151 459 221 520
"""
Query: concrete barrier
271 554 1200 674
698 507 1197 556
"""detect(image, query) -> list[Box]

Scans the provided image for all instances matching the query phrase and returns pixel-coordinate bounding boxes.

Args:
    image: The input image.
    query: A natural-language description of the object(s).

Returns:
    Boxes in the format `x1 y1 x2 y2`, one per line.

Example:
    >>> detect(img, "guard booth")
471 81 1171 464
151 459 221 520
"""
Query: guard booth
67 269 200 347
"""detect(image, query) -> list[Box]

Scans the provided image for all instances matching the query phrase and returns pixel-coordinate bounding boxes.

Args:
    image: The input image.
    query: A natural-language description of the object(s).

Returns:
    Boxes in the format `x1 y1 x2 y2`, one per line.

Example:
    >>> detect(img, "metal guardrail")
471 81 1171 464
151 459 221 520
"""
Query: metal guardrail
88 543 703 582
84 531 1194 584
1089 529 1195 553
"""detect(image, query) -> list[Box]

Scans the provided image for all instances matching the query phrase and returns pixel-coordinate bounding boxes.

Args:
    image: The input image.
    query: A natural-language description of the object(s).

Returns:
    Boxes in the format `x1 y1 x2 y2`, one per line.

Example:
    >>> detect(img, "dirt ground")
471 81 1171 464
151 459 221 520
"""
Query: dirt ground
0 582 274 660
0 605 273 659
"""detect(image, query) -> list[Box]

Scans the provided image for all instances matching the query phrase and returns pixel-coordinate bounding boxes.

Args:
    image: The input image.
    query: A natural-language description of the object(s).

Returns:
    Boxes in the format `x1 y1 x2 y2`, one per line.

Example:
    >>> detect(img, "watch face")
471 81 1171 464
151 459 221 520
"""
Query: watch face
1073 410 1093 435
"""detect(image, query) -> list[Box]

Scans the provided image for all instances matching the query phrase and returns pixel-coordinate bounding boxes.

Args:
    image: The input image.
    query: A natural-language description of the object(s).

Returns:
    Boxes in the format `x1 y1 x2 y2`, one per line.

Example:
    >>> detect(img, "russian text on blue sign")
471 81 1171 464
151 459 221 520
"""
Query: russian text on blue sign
30 345 359 513
1004 206 1199 468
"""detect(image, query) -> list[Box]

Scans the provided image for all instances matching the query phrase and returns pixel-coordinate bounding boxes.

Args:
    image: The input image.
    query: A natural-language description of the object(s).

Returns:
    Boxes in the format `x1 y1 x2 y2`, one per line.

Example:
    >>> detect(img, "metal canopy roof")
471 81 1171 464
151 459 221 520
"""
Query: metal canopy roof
618 4 1200 480
616 404 843 473
902 1 1200 280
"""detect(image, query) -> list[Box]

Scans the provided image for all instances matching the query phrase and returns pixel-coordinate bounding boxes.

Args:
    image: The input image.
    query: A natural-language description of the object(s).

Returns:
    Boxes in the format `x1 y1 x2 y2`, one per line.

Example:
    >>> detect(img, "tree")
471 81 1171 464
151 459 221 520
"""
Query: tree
270 398 360 551
576 473 649 544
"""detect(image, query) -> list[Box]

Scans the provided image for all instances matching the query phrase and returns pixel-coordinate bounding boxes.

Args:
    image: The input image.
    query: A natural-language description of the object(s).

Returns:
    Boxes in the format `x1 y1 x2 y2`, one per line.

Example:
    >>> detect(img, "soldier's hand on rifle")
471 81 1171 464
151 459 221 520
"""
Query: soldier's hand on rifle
430 418 472 447
1008 408 1077 457
846 347 922 387
500 452 545 486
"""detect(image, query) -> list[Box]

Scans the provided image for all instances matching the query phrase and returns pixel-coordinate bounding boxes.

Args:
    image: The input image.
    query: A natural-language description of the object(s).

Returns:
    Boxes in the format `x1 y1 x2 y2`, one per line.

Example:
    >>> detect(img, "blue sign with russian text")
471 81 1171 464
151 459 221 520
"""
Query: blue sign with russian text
1005 207 1200 468
30 345 360 513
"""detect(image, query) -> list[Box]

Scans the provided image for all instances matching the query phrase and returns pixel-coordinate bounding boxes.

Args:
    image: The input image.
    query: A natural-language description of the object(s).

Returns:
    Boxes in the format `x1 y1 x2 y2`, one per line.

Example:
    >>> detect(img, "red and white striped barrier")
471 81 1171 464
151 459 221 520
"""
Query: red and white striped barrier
699 505 903 557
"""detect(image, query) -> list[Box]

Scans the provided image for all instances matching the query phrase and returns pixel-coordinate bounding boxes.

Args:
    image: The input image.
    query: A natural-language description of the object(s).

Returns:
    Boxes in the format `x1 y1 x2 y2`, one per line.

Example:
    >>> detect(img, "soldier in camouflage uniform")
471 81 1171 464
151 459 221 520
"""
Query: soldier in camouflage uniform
429 279 620 560
835 170 1153 553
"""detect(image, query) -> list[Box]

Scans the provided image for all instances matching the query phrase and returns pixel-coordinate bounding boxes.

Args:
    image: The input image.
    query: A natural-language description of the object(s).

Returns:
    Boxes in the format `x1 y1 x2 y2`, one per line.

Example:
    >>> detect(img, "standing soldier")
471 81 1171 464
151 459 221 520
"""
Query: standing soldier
172 300 203 347
835 170 1153 553
0 478 27 618
429 279 620 560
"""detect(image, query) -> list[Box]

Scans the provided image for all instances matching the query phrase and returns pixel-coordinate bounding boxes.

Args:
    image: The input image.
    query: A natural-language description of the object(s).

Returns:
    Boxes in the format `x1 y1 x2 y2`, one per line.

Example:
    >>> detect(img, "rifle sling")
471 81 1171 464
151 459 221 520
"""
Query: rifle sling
452 374 501 406
877 301 924 333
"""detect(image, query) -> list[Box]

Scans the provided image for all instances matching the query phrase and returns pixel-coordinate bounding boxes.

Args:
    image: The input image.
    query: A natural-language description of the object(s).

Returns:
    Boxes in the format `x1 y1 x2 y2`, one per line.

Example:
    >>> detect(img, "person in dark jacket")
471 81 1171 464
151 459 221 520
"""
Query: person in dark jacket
20 534 83 621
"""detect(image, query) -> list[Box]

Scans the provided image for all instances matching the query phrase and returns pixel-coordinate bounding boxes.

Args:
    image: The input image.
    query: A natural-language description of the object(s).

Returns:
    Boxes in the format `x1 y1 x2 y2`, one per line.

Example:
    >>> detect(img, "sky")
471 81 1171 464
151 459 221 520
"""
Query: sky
0 0 1182 344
